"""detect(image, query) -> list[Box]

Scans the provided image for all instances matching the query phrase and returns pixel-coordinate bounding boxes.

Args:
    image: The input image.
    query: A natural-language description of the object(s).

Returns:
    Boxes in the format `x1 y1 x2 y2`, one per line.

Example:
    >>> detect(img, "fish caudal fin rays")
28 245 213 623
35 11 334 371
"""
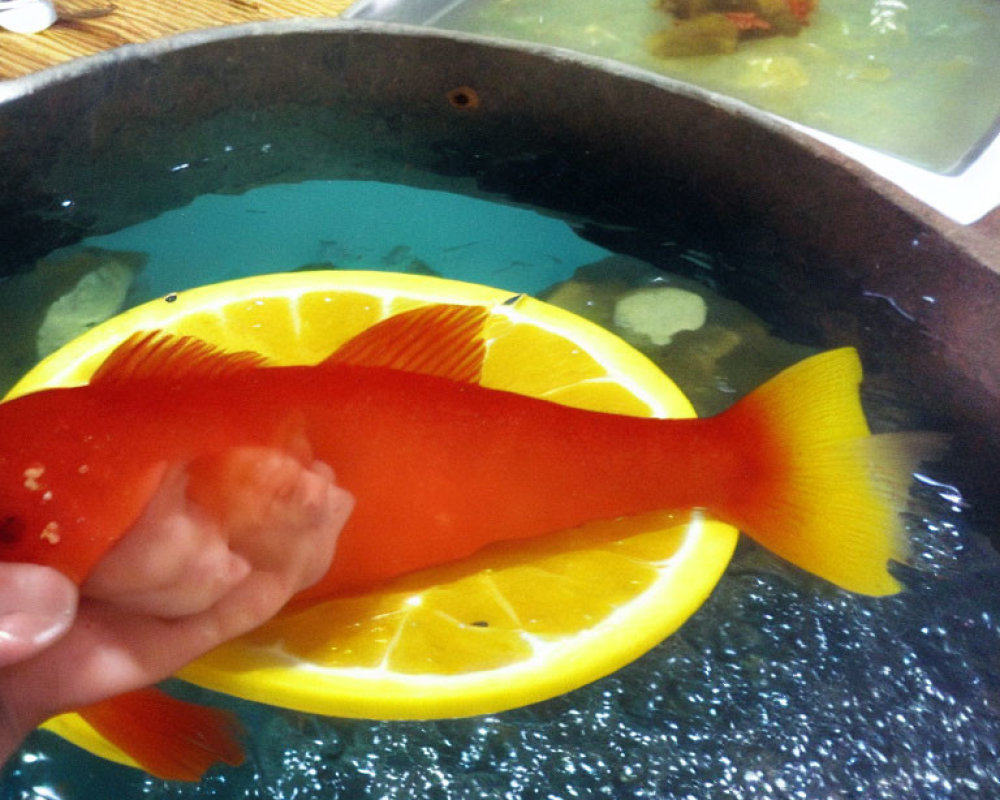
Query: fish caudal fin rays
322 303 490 383
717 348 947 596
76 687 244 781
91 331 267 386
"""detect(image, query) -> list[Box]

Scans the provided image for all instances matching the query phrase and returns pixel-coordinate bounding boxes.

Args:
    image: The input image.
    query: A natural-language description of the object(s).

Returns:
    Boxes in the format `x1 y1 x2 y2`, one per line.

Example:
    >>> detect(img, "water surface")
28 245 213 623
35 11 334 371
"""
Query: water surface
2 180 998 800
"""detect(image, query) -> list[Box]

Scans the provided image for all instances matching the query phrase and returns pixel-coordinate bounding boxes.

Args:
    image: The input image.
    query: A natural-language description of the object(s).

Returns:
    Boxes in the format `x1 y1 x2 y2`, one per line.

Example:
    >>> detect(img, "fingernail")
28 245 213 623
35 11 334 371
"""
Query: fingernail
0 608 74 648
0 563 78 664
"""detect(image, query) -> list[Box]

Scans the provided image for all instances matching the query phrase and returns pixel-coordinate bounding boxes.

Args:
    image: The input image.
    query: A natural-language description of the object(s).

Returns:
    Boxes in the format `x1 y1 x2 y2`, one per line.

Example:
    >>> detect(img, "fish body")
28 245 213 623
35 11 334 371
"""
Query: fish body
0 344 728 595
0 302 939 779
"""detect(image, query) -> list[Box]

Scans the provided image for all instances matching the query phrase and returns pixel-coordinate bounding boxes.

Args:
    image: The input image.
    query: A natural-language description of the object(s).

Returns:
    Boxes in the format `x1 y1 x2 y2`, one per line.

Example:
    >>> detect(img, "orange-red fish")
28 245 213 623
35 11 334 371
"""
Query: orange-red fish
0 302 938 779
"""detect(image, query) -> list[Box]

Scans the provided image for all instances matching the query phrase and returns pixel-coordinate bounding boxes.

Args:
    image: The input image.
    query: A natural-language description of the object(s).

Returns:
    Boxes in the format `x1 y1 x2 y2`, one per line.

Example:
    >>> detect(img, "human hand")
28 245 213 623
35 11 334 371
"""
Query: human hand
0 449 352 758
82 450 349 618
0 563 77 669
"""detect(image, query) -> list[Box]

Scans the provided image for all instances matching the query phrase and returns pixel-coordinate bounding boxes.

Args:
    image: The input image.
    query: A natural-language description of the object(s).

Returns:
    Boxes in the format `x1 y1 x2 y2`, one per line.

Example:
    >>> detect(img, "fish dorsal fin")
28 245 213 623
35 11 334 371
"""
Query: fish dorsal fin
322 303 489 384
90 330 268 386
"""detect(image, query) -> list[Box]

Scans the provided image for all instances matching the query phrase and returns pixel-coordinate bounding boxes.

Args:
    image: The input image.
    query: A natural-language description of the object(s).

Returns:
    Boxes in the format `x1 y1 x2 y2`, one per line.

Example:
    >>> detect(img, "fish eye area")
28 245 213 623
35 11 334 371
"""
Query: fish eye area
0 514 25 546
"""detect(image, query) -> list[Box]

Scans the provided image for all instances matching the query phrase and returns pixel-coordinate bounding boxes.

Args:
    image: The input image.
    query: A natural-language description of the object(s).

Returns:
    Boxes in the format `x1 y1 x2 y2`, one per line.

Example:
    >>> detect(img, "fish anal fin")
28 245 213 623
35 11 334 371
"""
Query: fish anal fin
90 331 267 386
76 688 244 781
322 303 489 383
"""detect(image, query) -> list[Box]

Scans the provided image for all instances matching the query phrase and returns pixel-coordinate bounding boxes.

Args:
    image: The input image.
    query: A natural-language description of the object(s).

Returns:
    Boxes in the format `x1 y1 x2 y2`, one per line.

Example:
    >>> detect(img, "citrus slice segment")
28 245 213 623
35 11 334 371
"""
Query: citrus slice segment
187 510 735 720
15 271 737 761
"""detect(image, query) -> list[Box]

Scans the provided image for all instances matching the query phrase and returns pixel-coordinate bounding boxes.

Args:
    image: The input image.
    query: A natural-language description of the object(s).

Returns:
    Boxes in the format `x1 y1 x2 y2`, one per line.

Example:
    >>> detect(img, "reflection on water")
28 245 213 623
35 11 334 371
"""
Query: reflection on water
83 181 612 302
2 182 998 799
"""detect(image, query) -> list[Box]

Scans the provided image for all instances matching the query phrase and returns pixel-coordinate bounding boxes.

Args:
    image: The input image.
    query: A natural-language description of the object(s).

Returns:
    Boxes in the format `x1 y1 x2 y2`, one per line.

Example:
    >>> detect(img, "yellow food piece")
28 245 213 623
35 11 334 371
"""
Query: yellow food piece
22 271 737 763
736 55 810 89
613 287 708 346
649 13 740 58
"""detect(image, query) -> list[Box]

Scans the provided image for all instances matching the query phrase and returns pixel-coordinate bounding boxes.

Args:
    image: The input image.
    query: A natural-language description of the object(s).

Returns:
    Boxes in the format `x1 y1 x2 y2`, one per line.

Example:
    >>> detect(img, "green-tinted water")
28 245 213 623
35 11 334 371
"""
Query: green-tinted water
423 0 1000 171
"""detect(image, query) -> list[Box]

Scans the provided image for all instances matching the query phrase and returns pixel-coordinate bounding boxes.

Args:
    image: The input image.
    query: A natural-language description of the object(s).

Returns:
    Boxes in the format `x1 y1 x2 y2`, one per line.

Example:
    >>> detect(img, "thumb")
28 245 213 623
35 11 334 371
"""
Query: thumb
0 563 78 668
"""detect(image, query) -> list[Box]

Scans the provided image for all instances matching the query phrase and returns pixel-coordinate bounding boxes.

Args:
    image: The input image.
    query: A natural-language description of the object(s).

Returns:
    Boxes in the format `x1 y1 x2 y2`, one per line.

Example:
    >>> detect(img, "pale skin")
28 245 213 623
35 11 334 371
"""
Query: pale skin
0 448 354 766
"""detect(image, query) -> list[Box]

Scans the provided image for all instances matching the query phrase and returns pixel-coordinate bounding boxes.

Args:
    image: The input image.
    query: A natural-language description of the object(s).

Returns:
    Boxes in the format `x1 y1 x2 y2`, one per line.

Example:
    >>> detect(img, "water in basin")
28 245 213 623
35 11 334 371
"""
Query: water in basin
1 180 998 799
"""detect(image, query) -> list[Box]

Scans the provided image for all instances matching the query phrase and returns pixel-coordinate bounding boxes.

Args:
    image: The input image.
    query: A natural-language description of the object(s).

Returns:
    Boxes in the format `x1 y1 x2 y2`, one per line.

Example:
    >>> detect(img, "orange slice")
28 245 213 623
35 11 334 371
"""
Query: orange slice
11 271 737 766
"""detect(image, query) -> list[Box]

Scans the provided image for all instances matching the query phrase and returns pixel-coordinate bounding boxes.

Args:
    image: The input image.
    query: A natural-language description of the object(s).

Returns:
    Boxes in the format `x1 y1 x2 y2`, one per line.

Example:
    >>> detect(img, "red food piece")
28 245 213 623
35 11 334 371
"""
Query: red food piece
724 11 772 31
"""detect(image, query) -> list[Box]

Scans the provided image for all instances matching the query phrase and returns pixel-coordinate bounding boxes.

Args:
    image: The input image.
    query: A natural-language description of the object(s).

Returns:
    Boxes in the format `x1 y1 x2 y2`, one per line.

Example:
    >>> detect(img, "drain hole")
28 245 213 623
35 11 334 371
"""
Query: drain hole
447 86 480 110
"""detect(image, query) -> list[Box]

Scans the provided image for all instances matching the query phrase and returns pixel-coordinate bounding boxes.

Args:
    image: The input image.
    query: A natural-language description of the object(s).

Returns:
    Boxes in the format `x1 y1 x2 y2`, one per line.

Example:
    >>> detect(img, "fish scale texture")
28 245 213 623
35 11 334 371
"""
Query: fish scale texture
4 481 999 800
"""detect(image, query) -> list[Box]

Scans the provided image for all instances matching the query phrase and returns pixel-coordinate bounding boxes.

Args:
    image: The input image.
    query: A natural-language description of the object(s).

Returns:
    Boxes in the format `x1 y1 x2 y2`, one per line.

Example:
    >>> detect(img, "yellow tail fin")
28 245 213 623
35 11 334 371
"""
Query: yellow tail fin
718 348 946 596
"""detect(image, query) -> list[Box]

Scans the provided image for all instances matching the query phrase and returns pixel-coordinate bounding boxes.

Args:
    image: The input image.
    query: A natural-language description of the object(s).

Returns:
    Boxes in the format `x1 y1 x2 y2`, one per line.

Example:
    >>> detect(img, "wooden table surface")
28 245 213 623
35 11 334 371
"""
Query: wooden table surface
0 0 354 79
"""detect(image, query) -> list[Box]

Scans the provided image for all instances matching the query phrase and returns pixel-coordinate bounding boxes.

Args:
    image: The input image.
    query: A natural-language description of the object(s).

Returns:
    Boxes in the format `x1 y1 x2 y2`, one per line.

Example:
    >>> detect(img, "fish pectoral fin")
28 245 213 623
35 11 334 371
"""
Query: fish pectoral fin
90 330 267 386
76 687 244 781
320 303 489 383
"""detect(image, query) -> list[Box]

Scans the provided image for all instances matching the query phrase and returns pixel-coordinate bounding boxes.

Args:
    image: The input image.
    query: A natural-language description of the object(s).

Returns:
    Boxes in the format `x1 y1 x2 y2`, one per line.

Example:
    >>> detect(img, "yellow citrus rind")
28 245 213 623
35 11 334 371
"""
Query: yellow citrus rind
18 271 737 763
181 512 735 720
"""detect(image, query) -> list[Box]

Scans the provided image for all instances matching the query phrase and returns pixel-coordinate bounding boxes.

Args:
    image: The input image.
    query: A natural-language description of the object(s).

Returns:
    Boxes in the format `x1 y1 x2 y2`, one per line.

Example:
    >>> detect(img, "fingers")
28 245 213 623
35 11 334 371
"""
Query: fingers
81 464 190 596
83 449 352 618
222 452 354 594
0 582 290 724
0 468 351 720
82 465 252 618
0 449 354 737
293 464 354 591
0 564 78 668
